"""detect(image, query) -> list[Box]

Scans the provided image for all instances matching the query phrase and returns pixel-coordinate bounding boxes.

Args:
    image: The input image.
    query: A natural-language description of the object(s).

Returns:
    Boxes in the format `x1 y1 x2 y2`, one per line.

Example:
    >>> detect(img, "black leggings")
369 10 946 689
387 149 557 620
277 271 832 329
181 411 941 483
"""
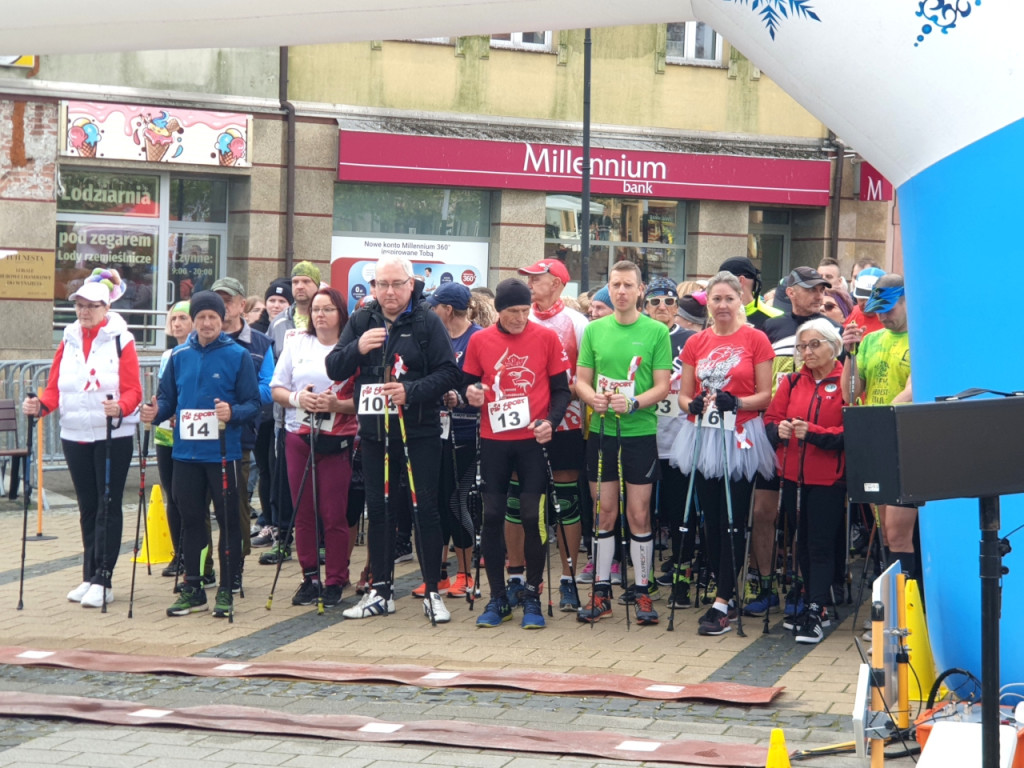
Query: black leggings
172 459 240 588
439 440 477 551
695 471 753 603
480 438 547 596
253 419 274 524
63 436 134 587
782 480 847 607
362 435 443 600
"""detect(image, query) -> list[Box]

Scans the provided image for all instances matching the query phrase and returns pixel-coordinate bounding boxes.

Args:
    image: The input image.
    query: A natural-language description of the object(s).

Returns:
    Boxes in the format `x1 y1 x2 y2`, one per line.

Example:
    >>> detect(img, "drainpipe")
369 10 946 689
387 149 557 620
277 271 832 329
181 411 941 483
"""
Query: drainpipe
280 47 296 274
579 28 592 292
829 132 845 263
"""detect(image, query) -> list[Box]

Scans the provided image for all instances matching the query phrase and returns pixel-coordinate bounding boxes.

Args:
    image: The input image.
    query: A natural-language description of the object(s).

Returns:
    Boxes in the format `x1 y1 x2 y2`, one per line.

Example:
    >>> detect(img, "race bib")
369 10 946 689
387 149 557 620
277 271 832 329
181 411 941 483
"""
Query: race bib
298 408 336 432
703 406 736 432
179 409 218 441
440 410 451 440
358 384 388 415
487 397 530 433
654 398 681 419
597 375 634 399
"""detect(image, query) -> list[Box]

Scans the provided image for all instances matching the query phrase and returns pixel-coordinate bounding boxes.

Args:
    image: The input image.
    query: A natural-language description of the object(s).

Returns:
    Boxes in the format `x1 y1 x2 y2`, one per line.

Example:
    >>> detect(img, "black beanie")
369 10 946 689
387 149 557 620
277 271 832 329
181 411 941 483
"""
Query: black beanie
718 257 759 279
265 277 294 304
189 290 226 321
494 278 532 311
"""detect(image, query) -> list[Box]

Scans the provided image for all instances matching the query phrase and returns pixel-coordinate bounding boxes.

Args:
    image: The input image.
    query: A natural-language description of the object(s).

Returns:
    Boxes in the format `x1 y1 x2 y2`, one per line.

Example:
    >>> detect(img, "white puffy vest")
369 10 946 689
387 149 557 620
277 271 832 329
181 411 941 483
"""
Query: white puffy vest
57 312 140 442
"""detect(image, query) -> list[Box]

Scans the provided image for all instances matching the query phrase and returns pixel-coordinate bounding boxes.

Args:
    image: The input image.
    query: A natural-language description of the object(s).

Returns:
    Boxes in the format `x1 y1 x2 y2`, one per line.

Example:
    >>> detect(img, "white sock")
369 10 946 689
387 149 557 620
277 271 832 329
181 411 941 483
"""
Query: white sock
630 533 654 588
594 532 615 582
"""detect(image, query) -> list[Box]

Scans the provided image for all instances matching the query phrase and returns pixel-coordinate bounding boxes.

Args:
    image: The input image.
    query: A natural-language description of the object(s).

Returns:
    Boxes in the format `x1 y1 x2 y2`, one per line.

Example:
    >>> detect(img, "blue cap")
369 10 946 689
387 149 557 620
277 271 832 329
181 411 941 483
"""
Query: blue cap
425 282 470 310
865 283 905 313
592 285 611 306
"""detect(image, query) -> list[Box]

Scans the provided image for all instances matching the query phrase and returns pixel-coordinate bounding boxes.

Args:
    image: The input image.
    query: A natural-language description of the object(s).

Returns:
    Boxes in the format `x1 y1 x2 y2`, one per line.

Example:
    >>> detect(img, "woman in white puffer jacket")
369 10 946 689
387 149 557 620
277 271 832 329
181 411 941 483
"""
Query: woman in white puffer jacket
23 269 141 609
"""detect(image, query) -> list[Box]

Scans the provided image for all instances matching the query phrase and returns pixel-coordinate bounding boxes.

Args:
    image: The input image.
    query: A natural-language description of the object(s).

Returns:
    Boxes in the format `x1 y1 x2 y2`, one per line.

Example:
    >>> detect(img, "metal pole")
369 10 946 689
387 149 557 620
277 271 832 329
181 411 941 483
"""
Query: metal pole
979 495 1002 768
580 28 592 292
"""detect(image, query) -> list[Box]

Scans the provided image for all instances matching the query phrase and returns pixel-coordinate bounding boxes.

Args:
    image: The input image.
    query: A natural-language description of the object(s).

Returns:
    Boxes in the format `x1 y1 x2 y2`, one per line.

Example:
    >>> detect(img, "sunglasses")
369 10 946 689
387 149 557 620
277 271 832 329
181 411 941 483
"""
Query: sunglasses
646 296 677 307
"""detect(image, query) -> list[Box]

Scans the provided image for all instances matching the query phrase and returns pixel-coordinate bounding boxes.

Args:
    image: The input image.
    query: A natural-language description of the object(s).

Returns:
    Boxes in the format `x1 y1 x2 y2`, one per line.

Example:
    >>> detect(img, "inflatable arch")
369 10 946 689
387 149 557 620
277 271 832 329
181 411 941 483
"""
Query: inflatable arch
4 0 1024 690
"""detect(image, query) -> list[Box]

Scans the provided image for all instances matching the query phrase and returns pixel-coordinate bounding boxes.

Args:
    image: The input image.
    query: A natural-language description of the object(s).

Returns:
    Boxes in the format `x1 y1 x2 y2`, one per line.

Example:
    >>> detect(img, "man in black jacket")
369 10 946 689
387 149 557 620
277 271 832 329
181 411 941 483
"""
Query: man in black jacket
326 255 461 622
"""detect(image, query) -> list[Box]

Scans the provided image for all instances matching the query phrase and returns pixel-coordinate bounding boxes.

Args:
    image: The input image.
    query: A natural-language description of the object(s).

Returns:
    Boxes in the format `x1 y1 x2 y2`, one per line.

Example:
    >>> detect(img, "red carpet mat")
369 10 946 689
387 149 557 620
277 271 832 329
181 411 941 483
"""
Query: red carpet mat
0 646 783 703
0 691 771 766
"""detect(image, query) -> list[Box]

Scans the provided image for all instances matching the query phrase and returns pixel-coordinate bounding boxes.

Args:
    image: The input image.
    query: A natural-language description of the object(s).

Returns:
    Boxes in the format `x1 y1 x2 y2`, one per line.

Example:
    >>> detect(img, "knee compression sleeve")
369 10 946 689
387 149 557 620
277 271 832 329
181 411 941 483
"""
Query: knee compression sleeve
553 481 581 525
504 480 522 525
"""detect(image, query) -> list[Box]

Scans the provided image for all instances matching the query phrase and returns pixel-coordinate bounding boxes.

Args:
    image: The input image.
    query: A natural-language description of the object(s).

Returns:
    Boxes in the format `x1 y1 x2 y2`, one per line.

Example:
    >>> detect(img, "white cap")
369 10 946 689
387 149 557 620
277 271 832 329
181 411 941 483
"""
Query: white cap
69 280 112 305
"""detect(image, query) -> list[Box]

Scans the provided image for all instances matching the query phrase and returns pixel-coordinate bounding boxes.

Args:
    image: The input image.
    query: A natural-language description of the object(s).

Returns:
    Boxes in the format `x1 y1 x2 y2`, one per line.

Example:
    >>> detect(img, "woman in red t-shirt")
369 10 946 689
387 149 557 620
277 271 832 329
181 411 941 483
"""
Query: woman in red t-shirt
670 271 775 636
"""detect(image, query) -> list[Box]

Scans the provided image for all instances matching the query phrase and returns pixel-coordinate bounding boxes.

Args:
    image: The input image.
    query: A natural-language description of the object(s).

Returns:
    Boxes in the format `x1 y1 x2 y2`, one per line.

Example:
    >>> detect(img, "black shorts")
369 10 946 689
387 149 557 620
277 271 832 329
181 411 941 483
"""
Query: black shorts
755 473 780 492
480 438 547 496
548 429 584 473
586 433 660 485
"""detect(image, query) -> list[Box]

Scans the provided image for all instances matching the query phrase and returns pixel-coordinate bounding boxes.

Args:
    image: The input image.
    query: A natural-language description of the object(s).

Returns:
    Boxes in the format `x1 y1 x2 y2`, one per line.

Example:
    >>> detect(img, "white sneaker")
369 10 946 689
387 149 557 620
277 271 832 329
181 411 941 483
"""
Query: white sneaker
610 562 623 585
424 592 451 624
67 582 91 602
342 588 394 619
80 584 114 608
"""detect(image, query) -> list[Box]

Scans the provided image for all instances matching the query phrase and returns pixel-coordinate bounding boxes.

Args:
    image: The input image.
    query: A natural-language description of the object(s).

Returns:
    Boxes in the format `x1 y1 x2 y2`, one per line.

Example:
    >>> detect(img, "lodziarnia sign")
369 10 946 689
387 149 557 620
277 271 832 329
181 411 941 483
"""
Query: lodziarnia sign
337 131 830 206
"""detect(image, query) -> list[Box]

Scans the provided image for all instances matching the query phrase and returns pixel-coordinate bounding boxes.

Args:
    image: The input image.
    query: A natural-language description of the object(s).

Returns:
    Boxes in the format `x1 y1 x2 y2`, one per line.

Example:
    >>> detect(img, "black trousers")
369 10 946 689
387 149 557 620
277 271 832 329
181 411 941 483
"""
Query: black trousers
782 480 847 607
362 435 443 600
695 471 753 603
172 459 240 588
63 436 134 587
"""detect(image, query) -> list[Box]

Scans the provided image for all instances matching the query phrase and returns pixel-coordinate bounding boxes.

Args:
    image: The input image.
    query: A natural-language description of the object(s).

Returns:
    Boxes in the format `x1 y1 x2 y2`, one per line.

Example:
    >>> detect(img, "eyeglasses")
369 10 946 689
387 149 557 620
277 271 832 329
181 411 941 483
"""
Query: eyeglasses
74 302 105 311
646 297 677 307
822 302 838 312
376 278 411 292
310 306 339 315
794 339 827 353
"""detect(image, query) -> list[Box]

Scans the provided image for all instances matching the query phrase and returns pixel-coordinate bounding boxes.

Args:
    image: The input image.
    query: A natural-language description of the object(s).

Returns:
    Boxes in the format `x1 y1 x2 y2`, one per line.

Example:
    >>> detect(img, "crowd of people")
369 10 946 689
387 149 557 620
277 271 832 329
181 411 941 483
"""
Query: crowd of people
24 251 912 643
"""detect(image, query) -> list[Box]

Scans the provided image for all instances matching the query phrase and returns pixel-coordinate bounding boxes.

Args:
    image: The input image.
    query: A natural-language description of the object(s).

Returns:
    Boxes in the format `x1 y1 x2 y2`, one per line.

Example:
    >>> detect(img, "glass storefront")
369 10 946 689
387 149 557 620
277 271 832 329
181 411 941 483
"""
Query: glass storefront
333 183 490 238
544 194 687 288
55 171 227 348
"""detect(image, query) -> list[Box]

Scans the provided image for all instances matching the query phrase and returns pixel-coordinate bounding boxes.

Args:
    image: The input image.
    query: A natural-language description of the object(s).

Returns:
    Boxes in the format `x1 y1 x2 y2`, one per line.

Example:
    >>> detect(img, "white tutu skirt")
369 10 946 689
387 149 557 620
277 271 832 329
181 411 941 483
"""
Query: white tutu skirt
667 415 775 482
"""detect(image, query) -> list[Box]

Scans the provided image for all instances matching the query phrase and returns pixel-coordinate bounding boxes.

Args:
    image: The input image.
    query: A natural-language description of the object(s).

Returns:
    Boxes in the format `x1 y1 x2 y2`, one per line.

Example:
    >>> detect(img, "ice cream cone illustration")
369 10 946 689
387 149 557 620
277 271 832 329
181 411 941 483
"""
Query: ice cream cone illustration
141 112 182 163
215 128 246 166
68 117 100 157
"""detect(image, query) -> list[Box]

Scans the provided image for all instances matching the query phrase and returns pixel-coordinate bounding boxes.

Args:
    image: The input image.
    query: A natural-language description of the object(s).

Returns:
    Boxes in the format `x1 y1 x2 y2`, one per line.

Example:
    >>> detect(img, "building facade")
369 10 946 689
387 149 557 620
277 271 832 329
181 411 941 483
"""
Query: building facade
0 25 895 358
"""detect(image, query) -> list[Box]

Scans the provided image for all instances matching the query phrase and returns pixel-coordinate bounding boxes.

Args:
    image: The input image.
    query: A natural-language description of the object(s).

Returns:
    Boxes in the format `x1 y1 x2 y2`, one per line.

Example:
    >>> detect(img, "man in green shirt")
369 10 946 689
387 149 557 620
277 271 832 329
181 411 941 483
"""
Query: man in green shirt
842 274 917 578
575 260 672 625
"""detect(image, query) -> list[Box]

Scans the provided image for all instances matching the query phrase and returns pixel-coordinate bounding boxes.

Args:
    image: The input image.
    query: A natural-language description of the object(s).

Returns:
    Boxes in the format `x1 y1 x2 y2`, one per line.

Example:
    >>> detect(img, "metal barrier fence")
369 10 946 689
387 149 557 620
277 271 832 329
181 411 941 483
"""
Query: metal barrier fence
0 357 163 473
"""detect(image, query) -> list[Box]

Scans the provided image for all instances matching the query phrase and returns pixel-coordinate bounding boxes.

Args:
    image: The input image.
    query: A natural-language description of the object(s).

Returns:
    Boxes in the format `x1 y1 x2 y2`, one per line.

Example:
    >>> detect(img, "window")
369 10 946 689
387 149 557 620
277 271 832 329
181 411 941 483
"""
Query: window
490 32 553 52
333 183 490 238
666 22 723 66
545 195 687 288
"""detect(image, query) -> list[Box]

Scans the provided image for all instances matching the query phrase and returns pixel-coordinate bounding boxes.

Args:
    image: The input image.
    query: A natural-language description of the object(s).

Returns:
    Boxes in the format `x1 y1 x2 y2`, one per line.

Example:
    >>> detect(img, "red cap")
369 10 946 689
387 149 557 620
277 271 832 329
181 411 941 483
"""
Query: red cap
518 259 570 284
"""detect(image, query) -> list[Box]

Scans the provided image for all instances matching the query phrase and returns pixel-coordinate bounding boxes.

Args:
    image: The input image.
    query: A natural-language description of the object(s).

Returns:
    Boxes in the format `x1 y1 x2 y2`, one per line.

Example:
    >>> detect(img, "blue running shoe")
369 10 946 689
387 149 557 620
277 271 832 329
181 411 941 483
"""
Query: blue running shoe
558 581 580 612
505 578 526 608
743 590 780 617
521 595 546 629
476 597 512 627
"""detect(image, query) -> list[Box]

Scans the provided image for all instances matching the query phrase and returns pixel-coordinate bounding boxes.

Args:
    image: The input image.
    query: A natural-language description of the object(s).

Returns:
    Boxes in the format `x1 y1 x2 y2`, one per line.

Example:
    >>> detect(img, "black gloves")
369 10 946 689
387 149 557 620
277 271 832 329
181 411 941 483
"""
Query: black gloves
687 397 705 416
715 391 738 413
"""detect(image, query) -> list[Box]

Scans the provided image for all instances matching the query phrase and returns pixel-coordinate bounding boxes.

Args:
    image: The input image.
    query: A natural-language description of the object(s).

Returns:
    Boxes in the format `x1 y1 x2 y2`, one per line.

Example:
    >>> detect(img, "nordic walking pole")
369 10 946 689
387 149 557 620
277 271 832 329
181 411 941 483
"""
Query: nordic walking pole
309 412 325 616
615 408 630 632
217 414 234 624
393 355 434 626
589 411 606 629
266 444 310 610
128 424 151 618
538 423 579 606
100 394 116 614
668 411 703 632
532 421 554 618
762 441 788 635
468 394 483 609
17 391 37 610
717 399 745 637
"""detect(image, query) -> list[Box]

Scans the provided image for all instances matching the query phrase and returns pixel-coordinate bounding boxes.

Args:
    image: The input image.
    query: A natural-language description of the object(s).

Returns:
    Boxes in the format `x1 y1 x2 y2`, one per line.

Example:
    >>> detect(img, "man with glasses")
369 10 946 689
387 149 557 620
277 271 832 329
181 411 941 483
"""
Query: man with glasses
745 266 843 618
326 255 461 622
512 259 589 612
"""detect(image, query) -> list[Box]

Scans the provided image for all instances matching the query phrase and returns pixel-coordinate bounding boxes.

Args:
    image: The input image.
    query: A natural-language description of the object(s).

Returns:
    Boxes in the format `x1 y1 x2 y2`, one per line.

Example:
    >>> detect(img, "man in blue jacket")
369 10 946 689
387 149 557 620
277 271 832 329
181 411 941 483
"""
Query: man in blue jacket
326 255 461 623
141 291 260 619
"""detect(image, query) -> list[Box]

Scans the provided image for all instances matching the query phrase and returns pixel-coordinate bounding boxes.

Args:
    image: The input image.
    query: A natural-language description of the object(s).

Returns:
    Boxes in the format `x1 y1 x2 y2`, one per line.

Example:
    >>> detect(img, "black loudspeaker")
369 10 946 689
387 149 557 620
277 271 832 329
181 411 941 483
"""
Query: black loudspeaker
843 396 1024 505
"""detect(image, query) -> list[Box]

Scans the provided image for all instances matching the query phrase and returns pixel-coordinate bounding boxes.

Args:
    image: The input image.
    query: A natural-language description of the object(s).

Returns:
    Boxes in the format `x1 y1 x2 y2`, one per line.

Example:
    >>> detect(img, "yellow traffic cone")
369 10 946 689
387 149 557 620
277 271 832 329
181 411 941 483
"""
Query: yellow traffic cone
133 484 175 564
905 578 938 701
765 728 791 768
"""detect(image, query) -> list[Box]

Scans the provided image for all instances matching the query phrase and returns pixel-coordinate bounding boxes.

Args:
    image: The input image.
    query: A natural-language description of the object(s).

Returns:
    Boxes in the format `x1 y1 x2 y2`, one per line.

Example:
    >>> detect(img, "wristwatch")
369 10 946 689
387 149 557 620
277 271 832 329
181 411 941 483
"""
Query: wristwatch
628 396 640 414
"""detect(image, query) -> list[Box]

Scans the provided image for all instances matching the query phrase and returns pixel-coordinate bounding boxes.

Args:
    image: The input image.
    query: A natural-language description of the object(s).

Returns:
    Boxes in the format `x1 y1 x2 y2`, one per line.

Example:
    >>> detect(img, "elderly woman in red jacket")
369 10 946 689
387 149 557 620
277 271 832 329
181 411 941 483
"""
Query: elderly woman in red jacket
764 317 845 645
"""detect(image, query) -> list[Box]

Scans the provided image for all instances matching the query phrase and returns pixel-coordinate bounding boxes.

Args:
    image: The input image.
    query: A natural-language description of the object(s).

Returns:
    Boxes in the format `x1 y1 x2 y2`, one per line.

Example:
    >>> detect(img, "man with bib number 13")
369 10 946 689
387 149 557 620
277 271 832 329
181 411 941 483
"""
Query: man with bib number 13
141 291 261 619
575 261 672 626
462 278 572 630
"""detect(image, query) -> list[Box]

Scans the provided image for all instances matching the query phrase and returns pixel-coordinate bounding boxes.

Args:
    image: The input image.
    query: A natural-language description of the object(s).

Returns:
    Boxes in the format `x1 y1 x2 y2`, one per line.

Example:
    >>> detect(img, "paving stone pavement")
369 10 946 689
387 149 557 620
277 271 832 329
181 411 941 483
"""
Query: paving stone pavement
0 488 919 767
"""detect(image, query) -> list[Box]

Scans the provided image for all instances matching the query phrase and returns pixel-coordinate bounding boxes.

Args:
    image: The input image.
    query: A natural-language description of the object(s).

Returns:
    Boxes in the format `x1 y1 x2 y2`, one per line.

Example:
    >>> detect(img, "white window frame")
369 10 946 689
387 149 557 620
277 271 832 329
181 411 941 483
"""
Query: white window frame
666 22 724 67
490 31 553 52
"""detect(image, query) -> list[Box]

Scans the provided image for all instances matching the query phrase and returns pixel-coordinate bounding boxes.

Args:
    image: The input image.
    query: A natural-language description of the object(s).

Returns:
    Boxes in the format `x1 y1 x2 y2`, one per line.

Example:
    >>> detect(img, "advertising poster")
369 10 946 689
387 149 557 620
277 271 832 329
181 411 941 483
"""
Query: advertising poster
331 236 488 312
61 101 252 168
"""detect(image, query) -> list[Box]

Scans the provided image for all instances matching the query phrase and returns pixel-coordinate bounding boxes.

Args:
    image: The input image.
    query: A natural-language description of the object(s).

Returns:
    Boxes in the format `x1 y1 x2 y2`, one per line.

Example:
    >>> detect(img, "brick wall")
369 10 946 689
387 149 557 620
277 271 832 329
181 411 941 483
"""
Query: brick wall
1 99 58 201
